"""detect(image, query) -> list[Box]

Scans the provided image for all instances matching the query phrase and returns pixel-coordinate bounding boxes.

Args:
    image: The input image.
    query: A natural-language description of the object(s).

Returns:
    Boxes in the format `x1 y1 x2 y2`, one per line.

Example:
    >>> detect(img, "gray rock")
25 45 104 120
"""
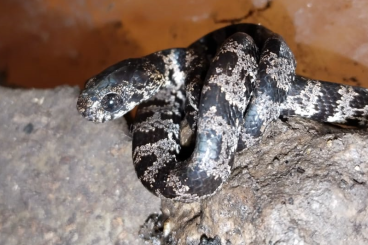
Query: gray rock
149 119 368 245
0 86 160 245
1 86 367 245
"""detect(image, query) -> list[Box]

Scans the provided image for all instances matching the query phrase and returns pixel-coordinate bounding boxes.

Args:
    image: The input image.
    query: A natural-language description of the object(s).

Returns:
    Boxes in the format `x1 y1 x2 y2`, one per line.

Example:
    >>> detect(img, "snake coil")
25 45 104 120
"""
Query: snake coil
77 24 368 202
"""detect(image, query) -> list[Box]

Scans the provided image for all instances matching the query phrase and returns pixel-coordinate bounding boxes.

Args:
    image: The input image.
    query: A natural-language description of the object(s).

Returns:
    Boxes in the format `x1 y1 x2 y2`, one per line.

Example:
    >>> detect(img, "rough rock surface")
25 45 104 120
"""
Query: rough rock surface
143 119 368 245
1 86 367 245
0 86 160 245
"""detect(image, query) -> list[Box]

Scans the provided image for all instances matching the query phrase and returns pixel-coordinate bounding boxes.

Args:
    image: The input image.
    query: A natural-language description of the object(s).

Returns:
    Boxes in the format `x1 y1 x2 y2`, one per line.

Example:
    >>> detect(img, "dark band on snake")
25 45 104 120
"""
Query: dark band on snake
77 24 368 202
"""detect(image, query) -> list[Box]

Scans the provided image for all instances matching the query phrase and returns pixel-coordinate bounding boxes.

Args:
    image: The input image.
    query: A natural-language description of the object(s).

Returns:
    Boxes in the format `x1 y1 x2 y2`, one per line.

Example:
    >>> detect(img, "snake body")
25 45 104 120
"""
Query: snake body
77 24 368 202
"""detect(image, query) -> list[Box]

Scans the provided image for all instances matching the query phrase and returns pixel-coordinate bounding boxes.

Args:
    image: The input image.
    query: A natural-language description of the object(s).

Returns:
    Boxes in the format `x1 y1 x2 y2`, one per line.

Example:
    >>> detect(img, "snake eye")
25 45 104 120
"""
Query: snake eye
101 93 123 112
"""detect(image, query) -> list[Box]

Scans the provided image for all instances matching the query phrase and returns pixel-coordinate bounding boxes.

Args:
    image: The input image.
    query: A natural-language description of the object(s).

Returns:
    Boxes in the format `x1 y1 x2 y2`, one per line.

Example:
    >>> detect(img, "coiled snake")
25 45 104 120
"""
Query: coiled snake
77 24 368 202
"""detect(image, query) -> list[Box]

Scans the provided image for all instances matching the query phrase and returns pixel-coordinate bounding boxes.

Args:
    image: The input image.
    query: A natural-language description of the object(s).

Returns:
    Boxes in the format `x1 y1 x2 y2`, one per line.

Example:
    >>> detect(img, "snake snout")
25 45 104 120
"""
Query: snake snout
76 95 98 122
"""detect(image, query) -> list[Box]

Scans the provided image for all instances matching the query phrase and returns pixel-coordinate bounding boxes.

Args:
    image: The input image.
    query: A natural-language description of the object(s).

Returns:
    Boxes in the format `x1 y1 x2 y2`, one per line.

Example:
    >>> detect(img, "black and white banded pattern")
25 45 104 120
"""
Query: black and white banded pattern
77 24 368 202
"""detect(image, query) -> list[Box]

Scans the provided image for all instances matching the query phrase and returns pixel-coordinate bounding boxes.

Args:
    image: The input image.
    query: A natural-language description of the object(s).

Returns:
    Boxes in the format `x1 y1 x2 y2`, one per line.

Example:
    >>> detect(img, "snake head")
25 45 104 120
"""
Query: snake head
77 58 165 123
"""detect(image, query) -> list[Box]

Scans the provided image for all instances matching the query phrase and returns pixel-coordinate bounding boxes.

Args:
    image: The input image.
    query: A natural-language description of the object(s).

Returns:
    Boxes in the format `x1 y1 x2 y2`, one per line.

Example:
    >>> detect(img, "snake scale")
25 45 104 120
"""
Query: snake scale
77 24 368 202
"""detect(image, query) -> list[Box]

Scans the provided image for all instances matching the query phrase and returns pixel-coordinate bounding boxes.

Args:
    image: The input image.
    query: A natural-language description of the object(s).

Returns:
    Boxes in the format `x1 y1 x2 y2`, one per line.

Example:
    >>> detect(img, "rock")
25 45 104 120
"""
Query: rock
146 119 368 245
1 85 367 245
0 86 160 245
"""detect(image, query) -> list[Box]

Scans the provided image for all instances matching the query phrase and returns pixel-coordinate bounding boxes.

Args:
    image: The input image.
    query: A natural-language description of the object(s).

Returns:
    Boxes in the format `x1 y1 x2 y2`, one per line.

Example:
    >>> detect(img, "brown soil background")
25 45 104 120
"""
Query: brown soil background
1 0 367 89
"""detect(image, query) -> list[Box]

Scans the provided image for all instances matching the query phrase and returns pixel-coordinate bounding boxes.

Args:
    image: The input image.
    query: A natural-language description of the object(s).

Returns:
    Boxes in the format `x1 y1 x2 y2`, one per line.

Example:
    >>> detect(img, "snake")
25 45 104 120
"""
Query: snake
76 24 368 202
